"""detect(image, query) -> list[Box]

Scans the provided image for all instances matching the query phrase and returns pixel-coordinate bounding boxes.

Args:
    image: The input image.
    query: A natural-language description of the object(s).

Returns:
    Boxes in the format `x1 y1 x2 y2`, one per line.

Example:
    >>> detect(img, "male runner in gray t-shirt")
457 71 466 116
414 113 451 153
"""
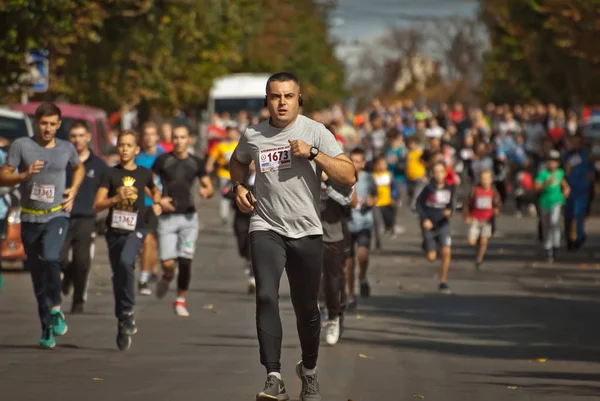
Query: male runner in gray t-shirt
0 102 84 349
230 72 356 401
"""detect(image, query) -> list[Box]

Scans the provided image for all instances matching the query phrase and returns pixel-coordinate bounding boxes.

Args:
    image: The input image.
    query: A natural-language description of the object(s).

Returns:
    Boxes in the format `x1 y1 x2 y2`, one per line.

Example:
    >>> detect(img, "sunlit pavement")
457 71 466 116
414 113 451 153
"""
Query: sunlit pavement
2 198 600 401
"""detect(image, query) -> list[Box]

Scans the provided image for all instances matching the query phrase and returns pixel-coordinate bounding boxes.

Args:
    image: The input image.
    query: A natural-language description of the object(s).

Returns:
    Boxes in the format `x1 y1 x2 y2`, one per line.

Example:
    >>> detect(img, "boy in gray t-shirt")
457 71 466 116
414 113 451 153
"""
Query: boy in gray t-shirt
0 102 84 349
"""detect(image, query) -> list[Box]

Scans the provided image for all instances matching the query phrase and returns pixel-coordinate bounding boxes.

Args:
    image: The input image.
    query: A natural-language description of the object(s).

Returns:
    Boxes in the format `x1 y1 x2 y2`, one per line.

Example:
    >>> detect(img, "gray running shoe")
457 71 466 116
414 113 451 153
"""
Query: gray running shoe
256 375 289 401
295 361 321 401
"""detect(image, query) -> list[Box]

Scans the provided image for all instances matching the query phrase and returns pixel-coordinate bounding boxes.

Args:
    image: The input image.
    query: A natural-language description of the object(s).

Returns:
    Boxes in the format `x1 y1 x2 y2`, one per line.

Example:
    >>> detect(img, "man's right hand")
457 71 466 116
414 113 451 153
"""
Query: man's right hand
422 219 433 231
160 197 176 212
26 160 45 178
235 185 256 213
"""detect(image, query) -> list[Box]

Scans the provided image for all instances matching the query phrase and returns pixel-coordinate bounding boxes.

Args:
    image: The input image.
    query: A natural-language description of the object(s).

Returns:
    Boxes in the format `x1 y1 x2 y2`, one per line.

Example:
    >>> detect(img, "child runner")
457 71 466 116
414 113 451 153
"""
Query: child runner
416 161 456 294
93 130 162 351
463 169 501 270
346 148 377 308
372 155 397 250
563 134 592 250
534 150 570 263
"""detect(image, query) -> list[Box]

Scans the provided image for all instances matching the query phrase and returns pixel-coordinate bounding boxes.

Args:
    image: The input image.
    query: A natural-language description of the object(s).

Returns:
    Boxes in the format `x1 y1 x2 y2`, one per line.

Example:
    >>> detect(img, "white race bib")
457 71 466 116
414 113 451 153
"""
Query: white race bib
569 154 582 168
475 196 492 209
259 146 292 173
30 183 55 203
111 210 138 231
435 190 451 204
374 173 391 186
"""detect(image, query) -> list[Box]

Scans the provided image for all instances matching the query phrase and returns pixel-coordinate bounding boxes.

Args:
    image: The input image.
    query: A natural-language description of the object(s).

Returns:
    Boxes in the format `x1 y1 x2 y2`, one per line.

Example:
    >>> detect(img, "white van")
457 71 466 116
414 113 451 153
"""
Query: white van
0 107 34 143
207 73 271 120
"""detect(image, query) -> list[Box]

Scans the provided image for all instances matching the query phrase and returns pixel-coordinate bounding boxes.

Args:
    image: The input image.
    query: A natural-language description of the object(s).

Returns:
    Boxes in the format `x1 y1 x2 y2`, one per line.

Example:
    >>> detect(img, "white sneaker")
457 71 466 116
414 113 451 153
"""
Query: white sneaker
325 317 340 345
247 277 256 294
156 276 172 300
174 300 190 317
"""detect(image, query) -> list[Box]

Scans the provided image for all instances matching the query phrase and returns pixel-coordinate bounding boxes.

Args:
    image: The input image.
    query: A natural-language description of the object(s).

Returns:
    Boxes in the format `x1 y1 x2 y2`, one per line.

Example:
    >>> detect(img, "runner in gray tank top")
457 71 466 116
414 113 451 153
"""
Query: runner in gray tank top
230 72 356 401
0 102 85 349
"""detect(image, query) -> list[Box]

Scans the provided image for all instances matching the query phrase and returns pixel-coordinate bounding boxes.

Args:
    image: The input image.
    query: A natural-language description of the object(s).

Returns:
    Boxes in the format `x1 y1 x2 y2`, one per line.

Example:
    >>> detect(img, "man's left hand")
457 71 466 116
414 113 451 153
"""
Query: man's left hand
62 187 77 212
288 139 312 159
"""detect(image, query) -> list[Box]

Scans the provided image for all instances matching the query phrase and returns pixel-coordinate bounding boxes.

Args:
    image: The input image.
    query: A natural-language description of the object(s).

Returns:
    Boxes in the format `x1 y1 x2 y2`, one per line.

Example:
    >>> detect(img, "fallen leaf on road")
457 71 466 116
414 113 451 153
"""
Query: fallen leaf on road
93 378 103 381
355 314 364 320
211 308 219 314
579 264 589 269
358 353 369 359
203 304 214 309
95 292 103 296
498 248 505 254
535 358 548 363
412 394 425 399
507 386 518 390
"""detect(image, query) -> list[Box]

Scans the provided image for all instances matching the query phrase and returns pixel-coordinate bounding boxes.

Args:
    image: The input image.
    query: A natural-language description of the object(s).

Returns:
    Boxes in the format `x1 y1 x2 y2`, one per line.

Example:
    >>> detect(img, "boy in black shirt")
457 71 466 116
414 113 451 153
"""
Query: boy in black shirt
416 161 456 294
93 130 162 351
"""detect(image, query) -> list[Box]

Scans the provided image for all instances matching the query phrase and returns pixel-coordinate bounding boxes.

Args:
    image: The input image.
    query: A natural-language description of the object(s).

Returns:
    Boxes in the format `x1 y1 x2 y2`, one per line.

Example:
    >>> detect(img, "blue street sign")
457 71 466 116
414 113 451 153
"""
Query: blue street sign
23 50 49 93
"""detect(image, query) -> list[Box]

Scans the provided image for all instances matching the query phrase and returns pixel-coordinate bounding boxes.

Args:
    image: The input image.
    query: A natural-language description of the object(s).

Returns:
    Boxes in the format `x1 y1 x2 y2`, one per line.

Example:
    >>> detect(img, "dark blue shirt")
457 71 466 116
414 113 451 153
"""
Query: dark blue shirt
563 149 591 197
67 151 108 218
416 181 456 226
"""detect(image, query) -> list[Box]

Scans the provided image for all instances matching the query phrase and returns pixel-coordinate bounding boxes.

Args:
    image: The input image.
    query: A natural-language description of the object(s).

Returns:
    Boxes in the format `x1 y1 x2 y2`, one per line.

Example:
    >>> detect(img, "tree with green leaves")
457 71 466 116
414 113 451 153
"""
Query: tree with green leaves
480 0 600 106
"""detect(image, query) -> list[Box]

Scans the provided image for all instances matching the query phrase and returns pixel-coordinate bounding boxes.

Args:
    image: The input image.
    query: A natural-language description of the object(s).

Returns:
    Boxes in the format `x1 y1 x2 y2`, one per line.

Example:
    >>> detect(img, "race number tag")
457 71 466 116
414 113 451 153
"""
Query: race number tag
569 154 582 168
435 190 451 205
111 210 138 231
259 146 291 173
374 173 391 186
475 196 492 209
30 183 55 203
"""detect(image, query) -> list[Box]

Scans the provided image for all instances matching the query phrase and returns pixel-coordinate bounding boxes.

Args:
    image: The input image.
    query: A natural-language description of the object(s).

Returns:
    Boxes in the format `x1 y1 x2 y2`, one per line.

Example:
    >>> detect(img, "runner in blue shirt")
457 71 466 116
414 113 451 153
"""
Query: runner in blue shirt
134 122 164 295
563 134 593 250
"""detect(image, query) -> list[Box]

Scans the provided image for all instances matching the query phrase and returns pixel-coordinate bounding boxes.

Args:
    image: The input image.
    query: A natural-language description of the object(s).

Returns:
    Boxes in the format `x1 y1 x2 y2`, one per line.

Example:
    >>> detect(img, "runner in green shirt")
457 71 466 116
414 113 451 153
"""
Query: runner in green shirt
534 150 570 263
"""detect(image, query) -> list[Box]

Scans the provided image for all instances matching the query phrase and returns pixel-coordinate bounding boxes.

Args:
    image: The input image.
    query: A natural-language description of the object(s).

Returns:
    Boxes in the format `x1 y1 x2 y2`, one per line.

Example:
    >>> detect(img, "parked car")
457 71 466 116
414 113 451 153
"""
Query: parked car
8 102 116 161
0 107 32 267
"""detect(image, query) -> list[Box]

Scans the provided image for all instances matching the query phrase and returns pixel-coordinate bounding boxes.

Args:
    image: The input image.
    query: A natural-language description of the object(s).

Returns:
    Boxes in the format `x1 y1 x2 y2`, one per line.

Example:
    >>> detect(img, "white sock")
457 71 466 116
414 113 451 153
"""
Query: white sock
268 372 282 380
140 272 150 283
176 297 186 303
302 365 317 376
51 305 61 312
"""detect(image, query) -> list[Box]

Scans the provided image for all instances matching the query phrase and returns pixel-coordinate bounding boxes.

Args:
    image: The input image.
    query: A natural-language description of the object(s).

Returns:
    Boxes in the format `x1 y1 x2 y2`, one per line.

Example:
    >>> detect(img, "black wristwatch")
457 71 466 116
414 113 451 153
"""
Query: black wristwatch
232 182 246 194
308 147 319 161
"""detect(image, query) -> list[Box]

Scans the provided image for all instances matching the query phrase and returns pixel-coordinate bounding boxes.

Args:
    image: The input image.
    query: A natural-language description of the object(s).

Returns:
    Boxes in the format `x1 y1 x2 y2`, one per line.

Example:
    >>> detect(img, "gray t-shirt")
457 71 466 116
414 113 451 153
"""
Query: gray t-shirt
235 115 344 238
7 137 79 223
348 171 377 233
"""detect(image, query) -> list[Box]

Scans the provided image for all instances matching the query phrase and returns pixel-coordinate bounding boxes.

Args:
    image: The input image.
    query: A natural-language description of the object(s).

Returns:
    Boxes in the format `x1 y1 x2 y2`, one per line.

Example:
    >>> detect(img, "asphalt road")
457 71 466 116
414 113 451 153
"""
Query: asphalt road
2 199 600 401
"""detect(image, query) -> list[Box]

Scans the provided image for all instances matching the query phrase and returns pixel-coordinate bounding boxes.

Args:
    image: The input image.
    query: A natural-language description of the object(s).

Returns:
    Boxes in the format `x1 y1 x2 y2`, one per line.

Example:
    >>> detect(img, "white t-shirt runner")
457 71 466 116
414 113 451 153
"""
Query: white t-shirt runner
235 115 344 238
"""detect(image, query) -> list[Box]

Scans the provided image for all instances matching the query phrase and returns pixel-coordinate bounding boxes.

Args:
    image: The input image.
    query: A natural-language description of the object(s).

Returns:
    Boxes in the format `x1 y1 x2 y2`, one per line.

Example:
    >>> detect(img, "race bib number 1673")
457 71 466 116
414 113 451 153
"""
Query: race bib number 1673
259 146 292 173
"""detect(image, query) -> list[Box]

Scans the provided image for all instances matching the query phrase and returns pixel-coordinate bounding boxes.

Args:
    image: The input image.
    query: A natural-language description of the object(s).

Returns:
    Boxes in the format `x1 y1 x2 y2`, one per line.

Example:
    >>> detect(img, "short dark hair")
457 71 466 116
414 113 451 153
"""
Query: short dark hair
117 130 139 145
266 72 300 93
70 119 89 132
35 102 61 121
350 147 366 158
172 124 190 135
141 121 158 134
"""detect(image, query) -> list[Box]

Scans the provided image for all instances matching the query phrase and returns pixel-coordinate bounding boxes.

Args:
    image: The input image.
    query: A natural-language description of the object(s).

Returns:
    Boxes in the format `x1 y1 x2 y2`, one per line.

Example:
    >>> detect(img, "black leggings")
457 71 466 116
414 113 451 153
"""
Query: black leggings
250 231 323 373
323 240 347 320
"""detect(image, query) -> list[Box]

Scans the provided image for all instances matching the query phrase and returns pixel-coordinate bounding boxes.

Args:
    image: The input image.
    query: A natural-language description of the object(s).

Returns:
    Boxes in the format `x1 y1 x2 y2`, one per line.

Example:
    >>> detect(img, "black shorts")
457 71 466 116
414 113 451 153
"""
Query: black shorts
422 223 451 253
348 229 372 258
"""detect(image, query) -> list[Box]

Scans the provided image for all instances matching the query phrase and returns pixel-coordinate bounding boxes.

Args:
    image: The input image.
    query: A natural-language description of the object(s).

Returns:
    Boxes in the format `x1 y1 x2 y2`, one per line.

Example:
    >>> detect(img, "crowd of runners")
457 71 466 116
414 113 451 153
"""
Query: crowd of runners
0 73 597 401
